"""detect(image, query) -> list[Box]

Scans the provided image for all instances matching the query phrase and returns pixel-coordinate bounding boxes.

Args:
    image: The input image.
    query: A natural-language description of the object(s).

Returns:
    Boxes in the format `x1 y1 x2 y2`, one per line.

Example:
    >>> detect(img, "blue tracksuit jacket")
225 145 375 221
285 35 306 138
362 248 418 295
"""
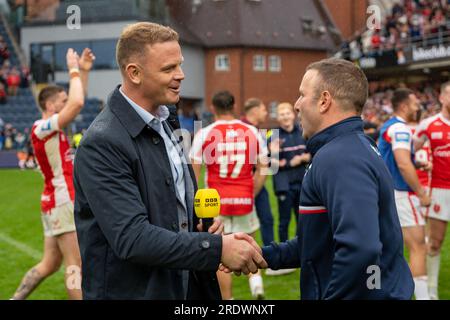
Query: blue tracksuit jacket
262 116 414 300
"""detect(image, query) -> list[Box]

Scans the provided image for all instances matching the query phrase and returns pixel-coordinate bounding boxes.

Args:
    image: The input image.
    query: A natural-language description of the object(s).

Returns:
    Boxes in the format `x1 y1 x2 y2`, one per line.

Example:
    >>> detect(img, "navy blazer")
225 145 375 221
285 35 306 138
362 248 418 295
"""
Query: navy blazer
73 86 222 299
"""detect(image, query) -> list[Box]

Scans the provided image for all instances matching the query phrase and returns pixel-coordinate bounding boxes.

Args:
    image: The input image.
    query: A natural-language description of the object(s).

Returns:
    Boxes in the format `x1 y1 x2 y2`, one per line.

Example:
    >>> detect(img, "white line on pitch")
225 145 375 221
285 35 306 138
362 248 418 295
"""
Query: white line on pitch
0 232 41 260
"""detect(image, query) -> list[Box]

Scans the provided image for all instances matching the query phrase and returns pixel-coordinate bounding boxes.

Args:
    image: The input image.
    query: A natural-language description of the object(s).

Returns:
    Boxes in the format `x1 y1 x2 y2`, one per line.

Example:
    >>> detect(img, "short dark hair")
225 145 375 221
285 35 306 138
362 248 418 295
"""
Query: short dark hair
244 98 262 114
306 58 368 114
38 85 65 112
212 90 235 114
392 88 414 111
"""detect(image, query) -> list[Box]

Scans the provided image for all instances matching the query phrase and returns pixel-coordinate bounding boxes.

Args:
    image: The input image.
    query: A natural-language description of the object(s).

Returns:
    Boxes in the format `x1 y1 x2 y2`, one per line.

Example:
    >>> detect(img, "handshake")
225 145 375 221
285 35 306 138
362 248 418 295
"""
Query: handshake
220 232 268 275
197 219 268 275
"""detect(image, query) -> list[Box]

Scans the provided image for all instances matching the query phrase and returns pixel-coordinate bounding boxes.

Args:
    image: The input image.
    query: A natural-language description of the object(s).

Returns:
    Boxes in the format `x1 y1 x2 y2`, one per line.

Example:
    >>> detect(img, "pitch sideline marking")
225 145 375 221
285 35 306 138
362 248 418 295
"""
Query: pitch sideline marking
0 231 41 260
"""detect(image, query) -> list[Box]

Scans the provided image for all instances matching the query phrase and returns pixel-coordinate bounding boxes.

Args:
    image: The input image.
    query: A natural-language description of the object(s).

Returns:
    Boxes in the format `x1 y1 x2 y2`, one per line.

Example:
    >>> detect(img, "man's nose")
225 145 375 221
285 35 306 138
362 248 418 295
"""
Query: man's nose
175 66 185 80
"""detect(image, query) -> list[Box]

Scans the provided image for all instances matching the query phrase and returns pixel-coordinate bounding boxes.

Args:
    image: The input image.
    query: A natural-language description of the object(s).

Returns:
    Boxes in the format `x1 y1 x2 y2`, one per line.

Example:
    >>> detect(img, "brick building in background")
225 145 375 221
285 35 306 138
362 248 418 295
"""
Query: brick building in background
167 0 344 125
324 0 369 40
13 0 372 126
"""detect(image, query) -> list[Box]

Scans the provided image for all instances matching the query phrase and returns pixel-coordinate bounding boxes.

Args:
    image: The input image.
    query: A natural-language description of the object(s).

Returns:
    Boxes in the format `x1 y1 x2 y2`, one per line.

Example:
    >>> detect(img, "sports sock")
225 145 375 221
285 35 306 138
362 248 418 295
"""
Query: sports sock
427 254 440 299
413 276 430 300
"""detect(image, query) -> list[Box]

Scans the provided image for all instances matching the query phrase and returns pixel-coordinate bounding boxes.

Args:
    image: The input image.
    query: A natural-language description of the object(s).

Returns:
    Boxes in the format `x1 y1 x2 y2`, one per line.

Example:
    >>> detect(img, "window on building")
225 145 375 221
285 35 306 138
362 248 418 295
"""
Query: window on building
302 18 313 33
91 40 118 70
268 55 281 72
253 55 266 71
55 41 90 71
269 101 279 119
35 39 118 72
215 54 230 71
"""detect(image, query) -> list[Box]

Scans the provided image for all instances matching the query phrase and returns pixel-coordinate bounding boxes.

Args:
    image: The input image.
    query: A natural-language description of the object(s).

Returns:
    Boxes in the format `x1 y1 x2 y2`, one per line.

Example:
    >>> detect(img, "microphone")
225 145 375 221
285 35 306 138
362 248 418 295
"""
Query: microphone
194 188 221 232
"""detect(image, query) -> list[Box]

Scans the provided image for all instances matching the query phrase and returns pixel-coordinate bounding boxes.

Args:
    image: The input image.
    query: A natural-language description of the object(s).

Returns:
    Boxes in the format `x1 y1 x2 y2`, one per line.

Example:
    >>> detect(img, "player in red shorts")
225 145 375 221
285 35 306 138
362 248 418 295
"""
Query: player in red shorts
11 48 94 300
414 81 450 300
190 91 268 300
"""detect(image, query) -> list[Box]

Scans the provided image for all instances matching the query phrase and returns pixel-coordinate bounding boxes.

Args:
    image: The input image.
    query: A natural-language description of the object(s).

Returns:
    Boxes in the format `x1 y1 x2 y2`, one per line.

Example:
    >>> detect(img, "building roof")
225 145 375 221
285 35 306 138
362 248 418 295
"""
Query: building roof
167 0 341 51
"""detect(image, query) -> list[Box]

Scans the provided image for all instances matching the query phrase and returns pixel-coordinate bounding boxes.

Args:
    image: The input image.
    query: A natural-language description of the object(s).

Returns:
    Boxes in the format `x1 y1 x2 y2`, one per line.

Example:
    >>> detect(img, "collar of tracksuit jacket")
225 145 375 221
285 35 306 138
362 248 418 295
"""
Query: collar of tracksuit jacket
305 116 364 157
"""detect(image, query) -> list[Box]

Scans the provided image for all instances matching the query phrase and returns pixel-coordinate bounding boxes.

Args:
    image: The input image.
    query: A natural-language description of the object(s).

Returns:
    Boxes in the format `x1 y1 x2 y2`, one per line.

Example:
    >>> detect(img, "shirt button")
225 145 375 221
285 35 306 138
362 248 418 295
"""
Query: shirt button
165 178 171 186
172 222 178 230
181 222 188 229
201 240 210 249
152 136 160 144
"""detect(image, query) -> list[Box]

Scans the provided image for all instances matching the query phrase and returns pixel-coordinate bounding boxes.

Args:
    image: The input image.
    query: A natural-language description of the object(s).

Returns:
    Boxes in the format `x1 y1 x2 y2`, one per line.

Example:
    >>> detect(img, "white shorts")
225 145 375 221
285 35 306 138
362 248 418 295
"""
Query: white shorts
426 188 450 222
41 202 76 237
394 190 425 227
219 209 260 235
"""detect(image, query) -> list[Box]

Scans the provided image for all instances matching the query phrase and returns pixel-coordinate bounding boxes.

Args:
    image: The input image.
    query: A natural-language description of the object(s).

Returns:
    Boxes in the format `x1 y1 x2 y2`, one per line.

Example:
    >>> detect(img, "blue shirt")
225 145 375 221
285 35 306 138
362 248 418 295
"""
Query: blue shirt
119 88 186 209
378 116 414 191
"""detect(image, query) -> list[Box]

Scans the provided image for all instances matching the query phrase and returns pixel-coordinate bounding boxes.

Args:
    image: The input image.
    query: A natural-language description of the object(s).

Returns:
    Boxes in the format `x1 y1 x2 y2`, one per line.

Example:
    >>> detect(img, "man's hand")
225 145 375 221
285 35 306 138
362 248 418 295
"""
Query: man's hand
289 153 311 167
269 139 284 154
78 48 96 71
221 233 267 275
66 48 80 70
418 191 431 207
197 218 224 234
417 161 433 172
289 155 303 167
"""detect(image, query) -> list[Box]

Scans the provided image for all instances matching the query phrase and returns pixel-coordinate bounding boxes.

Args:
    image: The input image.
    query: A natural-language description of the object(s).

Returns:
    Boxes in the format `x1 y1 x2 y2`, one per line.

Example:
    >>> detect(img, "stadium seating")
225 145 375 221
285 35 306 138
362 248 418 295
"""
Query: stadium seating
0 19 102 134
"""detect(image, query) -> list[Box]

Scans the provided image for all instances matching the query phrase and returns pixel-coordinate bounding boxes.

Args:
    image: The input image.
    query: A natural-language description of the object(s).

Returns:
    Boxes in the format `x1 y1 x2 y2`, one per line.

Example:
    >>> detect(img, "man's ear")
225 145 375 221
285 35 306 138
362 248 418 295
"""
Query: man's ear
318 91 332 114
125 64 141 85
45 100 54 113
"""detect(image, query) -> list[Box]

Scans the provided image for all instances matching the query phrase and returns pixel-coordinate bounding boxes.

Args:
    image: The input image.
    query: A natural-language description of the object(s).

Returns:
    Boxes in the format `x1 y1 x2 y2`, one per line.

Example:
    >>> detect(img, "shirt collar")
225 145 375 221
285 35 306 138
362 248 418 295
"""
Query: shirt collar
119 87 170 127
306 116 363 156
394 115 407 123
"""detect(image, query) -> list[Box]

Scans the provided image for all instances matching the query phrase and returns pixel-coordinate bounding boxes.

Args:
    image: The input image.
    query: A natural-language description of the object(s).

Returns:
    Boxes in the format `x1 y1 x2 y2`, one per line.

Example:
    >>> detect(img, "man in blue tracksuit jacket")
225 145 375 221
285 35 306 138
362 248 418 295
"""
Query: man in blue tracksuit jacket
257 59 414 299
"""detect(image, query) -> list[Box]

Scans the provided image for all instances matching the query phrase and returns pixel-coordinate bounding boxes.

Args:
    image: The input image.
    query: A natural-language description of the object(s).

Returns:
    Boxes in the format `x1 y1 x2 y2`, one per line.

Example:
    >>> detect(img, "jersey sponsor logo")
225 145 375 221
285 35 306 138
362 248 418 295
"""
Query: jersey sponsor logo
221 197 252 205
394 132 411 142
434 143 450 158
431 132 443 139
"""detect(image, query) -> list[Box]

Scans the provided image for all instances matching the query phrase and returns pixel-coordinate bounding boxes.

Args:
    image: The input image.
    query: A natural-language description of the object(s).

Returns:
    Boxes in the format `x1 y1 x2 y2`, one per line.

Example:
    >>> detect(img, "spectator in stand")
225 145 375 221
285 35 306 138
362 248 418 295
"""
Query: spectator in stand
15 131 27 169
371 29 383 52
0 116 4 150
20 66 31 88
0 68 7 89
0 39 9 65
0 129 4 150
24 128 36 169
0 82 6 104
7 67 21 96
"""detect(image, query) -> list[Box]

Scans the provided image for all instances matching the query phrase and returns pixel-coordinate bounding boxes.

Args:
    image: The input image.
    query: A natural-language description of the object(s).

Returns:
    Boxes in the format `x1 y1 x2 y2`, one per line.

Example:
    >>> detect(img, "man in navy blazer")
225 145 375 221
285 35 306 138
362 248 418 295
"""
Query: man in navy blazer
73 22 267 299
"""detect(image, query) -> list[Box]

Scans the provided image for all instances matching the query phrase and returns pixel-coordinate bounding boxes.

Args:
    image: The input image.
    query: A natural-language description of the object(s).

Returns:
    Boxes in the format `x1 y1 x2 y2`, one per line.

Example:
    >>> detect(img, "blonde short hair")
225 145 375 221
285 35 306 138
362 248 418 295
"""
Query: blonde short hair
277 102 294 114
116 22 179 73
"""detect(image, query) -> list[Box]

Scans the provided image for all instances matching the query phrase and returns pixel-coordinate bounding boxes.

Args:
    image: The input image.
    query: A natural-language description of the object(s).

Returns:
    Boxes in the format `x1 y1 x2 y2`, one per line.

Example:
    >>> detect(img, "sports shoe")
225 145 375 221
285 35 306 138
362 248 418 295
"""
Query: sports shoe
429 286 439 300
265 268 297 276
249 275 265 300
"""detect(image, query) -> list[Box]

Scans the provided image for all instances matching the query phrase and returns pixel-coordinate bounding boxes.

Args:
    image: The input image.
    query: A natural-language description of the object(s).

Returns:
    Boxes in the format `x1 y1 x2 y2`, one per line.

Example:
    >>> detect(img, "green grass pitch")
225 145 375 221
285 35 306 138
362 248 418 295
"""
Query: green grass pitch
0 169 449 300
